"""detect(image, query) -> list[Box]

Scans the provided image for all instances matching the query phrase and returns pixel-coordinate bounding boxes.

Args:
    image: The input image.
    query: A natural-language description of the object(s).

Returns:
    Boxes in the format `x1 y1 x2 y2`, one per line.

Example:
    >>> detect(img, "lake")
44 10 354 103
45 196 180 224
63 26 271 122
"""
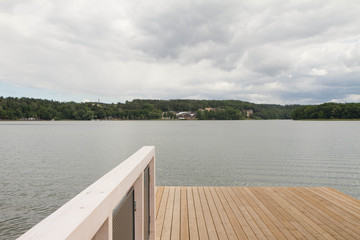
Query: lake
1 120 360 239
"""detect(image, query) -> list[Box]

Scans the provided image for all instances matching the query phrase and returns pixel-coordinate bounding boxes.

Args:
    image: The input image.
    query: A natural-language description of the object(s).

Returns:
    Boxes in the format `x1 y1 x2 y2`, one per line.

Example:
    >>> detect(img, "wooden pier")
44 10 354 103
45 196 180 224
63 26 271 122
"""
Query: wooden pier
156 187 360 240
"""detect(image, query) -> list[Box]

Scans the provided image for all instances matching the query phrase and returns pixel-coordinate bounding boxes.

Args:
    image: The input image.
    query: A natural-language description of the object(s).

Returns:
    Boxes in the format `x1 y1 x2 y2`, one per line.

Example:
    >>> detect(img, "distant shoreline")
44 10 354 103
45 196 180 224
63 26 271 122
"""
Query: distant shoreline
1 118 360 122
1 96 360 121
295 119 360 121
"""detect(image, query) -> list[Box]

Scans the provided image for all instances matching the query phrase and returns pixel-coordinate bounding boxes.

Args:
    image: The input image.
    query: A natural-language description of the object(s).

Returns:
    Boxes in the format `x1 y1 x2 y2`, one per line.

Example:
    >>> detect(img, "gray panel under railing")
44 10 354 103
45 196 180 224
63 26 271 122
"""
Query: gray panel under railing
113 188 135 240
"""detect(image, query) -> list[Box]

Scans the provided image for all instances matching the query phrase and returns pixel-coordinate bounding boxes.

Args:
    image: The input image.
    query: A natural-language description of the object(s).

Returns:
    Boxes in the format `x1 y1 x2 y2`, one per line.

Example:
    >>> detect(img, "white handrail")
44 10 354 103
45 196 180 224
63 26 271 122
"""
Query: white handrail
18 146 156 240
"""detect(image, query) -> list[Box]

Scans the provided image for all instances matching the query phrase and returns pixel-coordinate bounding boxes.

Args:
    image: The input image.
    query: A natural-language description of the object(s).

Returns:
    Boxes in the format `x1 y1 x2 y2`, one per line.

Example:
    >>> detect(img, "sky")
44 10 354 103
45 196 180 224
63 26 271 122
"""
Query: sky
0 0 360 105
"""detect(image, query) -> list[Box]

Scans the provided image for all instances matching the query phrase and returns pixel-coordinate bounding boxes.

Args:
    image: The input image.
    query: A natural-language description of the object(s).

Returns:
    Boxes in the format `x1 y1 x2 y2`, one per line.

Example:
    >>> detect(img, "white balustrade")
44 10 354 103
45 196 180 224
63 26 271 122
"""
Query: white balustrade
18 146 156 240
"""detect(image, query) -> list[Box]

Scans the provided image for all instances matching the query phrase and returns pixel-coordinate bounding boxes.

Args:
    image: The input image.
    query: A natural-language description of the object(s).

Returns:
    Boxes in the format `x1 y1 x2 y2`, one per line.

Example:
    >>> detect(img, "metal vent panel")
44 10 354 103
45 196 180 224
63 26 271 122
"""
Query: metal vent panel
113 188 134 240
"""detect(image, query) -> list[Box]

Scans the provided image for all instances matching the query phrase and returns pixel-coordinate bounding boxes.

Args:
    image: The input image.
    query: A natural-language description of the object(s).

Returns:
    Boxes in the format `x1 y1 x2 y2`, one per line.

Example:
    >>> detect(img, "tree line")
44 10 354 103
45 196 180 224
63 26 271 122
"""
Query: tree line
0 97 299 120
126 99 297 120
2 96 358 121
0 97 162 120
291 102 360 120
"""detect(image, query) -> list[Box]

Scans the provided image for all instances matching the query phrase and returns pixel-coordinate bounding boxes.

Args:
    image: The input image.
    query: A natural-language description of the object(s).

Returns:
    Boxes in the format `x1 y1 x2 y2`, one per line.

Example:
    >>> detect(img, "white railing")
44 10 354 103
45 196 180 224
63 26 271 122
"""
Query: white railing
18 146 156 240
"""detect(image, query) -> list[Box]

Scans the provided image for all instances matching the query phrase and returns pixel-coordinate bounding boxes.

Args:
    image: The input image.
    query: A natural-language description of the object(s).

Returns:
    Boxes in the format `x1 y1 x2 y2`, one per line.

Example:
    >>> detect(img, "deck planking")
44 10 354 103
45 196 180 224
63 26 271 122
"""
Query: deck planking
155 187 360 240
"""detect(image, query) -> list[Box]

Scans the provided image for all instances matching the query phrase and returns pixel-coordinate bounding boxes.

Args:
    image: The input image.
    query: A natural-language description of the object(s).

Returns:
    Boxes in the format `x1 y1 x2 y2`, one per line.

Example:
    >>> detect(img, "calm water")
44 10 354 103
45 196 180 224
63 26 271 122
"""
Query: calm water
1 120 360 239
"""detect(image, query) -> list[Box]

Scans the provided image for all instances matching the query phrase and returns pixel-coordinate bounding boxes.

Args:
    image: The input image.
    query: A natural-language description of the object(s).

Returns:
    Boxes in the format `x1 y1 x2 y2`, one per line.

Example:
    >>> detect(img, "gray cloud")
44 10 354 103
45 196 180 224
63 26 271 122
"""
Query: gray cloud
0 0 360 104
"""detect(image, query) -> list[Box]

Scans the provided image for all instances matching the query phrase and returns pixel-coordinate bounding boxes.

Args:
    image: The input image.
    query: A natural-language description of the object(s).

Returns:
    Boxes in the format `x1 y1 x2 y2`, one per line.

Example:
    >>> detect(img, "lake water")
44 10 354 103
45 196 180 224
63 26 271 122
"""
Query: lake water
1 120 360 239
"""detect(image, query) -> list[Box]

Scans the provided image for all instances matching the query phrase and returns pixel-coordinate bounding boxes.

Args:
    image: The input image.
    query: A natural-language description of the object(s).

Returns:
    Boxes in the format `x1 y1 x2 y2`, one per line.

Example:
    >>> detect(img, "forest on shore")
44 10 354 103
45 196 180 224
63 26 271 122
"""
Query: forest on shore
291 102 360 120
1 97 359 120
0 97 296 120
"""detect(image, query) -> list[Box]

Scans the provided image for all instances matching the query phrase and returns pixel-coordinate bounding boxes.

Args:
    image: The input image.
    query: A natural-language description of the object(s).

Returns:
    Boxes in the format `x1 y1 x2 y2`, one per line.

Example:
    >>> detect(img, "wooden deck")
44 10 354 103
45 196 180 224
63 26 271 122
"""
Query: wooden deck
155 187 360 240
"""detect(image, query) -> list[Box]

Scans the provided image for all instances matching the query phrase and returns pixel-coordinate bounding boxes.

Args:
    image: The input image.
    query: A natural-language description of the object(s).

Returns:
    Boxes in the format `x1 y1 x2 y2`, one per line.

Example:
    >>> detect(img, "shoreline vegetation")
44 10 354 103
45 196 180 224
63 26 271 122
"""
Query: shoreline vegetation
291 102 360 120
0 96 359 121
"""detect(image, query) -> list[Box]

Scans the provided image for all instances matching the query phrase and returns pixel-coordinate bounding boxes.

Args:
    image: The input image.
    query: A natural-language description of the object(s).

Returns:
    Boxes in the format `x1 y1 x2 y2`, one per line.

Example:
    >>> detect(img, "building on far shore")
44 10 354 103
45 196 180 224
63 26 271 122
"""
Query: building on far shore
243 109 254 118
176 112 196 120
21 117 36 121
204 107 225 112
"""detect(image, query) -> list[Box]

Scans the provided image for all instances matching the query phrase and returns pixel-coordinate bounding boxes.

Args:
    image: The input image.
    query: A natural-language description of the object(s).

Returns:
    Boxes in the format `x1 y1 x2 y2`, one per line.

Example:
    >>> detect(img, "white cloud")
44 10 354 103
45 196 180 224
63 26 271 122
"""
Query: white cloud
309 68 328 76
0 0 360 104
331 94 360 103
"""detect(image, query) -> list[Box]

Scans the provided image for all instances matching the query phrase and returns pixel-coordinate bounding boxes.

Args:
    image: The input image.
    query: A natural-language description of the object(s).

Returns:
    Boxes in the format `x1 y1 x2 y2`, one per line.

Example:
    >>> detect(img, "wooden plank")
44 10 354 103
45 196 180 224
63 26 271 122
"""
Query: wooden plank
193 187 209 240
249 188 305 240
156 187 170 240
328 188 360 207
302 188 360 228
227 187 267 240
317 187 360 209
198 187 218 240
327 206 360 235
254 187 316 240
290 187 360 239
180 187 189 240
187 187 199 240
208 187 237 239
203 187 228 239
308 188 360 216
220 187 257 239
215 187 248 240
244 188 296 240
233 187 276 239
156 186 165 219
239 187 286 239
282 187 355 240
290 221 317 240
161 187 175 240
156 187 360 240
270 187 334 240
171 187 181 240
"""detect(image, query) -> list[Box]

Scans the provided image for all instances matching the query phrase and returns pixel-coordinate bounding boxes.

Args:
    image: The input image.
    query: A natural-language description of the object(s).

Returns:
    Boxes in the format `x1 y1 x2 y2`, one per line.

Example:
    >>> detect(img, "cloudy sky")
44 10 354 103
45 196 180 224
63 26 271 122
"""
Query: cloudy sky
1 0 360 104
